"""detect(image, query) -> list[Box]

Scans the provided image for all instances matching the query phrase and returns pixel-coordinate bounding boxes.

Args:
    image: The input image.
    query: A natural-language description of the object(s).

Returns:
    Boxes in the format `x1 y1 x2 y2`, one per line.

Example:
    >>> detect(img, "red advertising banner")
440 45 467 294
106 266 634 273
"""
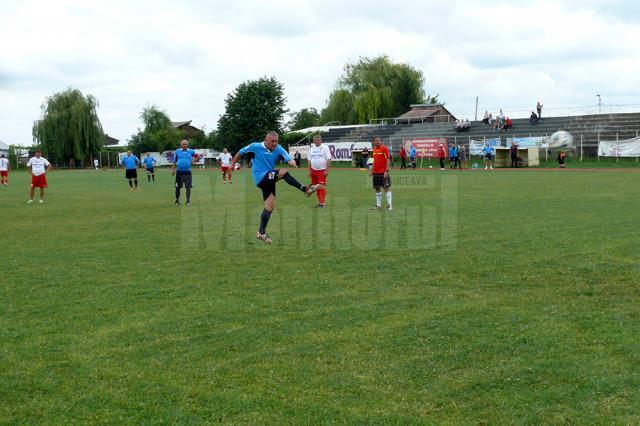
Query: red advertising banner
404 138 448 158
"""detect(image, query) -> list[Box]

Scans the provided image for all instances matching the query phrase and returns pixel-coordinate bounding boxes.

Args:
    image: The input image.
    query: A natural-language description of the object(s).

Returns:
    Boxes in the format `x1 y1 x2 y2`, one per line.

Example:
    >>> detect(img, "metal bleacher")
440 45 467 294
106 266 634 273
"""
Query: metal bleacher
316 112 640 156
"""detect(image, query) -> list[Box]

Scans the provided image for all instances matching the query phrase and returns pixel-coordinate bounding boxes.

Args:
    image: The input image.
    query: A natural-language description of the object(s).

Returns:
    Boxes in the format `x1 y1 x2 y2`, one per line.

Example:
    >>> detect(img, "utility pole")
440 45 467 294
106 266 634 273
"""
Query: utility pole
597 94 602 114
474 96 479 122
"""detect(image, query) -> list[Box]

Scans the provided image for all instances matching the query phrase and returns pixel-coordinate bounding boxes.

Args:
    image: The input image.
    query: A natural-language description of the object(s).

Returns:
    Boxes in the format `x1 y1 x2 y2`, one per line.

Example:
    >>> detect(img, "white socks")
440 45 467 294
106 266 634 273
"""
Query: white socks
376 192 382 207
386 191 392 206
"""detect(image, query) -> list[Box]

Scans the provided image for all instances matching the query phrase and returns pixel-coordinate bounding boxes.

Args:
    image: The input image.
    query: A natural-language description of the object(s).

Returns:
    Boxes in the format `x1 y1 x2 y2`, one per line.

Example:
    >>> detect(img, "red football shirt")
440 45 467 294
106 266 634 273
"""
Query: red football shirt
372 145 390 174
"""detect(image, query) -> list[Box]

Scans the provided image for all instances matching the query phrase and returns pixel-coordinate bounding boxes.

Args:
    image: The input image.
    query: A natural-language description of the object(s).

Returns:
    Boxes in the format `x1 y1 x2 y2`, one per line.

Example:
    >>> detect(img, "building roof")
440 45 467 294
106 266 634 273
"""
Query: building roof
172 121 192 128
396 104 456 121
0 140 8 150
103 134 120 146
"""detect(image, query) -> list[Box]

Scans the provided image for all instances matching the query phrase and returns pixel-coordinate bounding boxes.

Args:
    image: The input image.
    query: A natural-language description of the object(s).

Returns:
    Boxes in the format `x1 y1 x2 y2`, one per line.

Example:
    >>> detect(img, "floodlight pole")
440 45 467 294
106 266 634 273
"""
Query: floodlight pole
474 97 478 122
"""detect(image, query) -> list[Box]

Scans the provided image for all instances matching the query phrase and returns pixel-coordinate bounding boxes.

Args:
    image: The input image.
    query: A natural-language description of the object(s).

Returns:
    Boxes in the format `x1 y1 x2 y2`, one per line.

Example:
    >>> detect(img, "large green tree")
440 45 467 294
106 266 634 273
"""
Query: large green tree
321 56 431 124
217 77 287 153
128 106 183 153
32 88 104 163
287 107 321 131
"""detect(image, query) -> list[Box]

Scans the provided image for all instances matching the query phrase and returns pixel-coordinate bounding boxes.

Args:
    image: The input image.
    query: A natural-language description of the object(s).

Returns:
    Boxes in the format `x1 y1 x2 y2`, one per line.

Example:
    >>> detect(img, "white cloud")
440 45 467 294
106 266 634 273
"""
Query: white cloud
1 0 639 144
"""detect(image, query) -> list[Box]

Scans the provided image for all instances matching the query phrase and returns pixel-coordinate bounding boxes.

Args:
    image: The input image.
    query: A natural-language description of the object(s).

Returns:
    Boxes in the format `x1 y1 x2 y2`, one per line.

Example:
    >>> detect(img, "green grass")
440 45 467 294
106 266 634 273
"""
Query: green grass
2 167 640 424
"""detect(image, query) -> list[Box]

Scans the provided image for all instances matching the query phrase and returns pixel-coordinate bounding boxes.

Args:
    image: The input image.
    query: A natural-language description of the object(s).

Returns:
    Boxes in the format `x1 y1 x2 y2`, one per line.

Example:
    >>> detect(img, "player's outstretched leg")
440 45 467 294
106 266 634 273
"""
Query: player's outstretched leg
277 169 321 197
175 184 181 205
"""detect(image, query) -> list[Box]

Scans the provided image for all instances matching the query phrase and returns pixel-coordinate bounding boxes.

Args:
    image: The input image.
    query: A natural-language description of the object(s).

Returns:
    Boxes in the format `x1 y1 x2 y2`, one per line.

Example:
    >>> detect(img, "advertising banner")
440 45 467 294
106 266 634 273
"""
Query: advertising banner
598 137 640 157
470 138 501 156
407 138 448 158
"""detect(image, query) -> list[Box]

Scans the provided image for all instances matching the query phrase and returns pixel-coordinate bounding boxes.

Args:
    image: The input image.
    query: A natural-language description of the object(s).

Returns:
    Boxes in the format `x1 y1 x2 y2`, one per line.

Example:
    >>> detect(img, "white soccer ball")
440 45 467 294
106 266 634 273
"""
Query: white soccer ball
429 165 433 168
549 131 574 149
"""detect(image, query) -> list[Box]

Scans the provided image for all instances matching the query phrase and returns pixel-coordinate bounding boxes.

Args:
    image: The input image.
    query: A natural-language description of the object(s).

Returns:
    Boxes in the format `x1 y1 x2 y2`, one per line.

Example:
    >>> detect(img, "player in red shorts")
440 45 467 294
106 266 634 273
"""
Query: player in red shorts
218 148 233 184
0 154 9 187
307 134 332 208
26 149 51 203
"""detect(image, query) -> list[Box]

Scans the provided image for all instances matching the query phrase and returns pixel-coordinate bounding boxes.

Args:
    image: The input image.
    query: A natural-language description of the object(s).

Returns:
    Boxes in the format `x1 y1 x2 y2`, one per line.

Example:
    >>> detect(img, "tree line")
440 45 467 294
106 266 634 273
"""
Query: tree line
32 55 438 162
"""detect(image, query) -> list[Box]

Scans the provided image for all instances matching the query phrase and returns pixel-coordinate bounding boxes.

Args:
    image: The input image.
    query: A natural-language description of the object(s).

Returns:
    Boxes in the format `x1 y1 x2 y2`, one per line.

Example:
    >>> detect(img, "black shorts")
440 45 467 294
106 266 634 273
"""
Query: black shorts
175 170 193 189
257 170 278 200
485 154 493 161
125 169 137 179
372 173 391 189
146 167 154 173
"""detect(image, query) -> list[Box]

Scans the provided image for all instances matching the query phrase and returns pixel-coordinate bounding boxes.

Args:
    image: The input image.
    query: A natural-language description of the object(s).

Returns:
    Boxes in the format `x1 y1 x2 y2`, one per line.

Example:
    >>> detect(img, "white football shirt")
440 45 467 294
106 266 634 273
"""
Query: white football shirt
0 158 8 171
308 144 332 170
27 156 50 176
219 153 232 166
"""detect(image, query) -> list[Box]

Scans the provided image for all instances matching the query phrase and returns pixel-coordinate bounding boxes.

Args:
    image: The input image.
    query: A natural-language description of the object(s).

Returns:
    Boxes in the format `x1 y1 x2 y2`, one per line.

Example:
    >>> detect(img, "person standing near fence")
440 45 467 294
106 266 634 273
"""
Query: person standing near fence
483 144 494 170
510 142 519 168
458 144 466 169
120 150 140 190
399 145 407 169
409 145 416 169
453 144 461 169
438 144 446 170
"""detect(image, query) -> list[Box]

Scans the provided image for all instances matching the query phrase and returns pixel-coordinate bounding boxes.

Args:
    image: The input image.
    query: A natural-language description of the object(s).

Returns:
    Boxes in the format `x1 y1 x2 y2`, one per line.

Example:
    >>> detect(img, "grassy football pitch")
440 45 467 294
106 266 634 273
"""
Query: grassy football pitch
2 167 640 423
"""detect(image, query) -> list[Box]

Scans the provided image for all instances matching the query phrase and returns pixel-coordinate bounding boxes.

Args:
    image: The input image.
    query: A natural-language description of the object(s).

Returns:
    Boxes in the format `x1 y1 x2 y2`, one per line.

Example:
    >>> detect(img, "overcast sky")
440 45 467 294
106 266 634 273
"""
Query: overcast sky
1 0 639 145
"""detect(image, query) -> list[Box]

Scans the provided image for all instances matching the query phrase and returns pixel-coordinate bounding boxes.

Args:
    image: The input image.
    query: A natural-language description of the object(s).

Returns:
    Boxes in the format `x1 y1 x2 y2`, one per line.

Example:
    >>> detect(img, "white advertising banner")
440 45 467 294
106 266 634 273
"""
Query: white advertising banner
326 141 372 161
598 137 640 157
469 138 501 156
289 142 372 162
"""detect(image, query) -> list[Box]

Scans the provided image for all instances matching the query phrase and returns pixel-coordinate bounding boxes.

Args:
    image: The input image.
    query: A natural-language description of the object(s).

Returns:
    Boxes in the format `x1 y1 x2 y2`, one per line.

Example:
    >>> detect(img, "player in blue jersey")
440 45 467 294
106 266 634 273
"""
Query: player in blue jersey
229 131 321 244
172 140 199 206
483 144 494 170
142 153 157 182
120 150 140 190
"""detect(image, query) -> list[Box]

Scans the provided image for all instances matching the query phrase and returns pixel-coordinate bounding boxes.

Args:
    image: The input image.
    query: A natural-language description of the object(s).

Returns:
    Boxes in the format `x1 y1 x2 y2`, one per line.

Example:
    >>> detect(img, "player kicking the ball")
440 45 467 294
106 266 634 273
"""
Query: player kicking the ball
229 131 321 244
370 136 393 211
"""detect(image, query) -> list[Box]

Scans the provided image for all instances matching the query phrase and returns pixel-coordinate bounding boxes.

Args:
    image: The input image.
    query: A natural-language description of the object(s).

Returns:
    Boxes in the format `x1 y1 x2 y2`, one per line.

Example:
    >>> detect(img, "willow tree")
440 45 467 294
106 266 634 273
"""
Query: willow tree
321 56 430 124
32 88 104 163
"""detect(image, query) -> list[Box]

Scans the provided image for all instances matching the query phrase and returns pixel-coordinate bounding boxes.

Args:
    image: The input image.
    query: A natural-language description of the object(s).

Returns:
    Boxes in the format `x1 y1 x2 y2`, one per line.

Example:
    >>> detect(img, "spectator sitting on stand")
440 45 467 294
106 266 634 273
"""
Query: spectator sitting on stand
454 119 471 132
529 111 539 126
482 110 492 125
504 117 513 131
